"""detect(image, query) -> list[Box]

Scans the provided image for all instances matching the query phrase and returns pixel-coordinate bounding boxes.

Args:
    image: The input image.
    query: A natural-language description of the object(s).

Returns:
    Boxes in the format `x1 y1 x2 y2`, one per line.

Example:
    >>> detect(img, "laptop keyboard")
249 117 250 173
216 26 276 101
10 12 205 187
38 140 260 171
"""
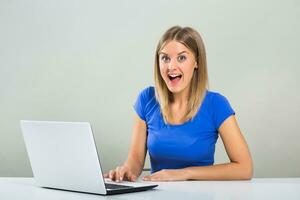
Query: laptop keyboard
105 183 134 190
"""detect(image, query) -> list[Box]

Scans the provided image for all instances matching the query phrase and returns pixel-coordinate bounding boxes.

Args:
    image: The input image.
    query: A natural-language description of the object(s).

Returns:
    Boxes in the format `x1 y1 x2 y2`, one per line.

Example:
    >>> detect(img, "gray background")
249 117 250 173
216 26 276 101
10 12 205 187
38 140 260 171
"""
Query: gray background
0 0 299 178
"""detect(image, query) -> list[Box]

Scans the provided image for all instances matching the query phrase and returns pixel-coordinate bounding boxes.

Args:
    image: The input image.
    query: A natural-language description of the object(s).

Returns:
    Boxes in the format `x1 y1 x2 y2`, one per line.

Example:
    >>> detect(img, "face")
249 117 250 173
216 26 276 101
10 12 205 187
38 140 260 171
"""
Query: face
158 40 197 95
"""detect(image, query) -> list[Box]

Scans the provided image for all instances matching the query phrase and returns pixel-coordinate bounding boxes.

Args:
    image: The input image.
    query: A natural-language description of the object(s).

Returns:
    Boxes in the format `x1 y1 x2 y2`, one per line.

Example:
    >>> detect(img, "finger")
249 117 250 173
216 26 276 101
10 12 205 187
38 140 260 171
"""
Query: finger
142 175 151 181
109 170 116 180
103 173 108 178
118 167 128 182
144 176 160 181
128 174 137 182
119 166 130 182
143 172 161 181
115 166 123 182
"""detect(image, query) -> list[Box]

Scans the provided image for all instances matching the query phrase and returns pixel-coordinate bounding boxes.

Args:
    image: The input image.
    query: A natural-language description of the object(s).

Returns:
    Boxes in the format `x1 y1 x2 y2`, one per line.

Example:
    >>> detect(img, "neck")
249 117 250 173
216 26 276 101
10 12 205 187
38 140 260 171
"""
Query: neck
172 88 189 106
168 89 189 124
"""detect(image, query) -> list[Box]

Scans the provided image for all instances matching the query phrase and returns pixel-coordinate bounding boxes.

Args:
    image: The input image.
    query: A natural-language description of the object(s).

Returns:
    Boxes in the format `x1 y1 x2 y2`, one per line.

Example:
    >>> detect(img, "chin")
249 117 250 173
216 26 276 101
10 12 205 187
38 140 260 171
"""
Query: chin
167 86 182 93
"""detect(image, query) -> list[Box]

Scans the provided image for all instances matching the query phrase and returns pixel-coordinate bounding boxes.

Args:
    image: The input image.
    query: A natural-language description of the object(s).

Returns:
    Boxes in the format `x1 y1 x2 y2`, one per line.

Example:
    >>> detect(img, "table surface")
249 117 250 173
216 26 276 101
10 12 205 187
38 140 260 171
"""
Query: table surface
1 177 300 200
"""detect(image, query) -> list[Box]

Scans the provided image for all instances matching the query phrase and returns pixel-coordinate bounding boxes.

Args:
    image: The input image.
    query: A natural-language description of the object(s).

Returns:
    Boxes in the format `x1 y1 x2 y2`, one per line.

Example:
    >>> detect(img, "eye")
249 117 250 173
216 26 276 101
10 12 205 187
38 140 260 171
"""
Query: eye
160 55 170 63
177 55 186 62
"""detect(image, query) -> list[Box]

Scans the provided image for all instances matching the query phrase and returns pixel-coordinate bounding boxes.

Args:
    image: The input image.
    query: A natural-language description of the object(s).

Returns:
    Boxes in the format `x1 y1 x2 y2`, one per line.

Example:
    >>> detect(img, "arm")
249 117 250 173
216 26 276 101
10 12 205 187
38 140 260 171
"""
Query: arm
183 115 253 180
123 114 148 177
105 114 148 182
143 115 253 181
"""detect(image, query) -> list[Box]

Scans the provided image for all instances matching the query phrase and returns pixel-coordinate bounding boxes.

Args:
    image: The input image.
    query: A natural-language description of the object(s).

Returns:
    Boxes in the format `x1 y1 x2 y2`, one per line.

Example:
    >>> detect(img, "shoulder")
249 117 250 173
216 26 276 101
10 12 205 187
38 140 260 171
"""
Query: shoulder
136 86 155 102
134 86 159 122
139 86 155 97
205 90 235 128
205 90 230 105
135 86 157 106
202 90 234 114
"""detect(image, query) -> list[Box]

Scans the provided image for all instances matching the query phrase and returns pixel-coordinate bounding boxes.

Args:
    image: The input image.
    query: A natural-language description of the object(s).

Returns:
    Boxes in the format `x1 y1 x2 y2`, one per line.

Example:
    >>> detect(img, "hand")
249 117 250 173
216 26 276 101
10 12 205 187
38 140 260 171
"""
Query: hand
142 169 187 182
104 165 138 182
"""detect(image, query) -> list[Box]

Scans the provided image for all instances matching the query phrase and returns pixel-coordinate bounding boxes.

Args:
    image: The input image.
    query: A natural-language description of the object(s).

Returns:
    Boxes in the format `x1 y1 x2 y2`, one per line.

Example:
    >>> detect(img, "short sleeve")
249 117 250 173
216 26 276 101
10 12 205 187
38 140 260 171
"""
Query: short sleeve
133 87 153 121
212 93 235 129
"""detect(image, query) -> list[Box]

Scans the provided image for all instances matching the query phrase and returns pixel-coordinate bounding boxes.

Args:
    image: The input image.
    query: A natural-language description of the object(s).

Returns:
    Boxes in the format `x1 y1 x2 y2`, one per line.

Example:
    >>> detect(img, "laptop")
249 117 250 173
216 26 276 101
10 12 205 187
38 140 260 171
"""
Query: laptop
20 120 158 195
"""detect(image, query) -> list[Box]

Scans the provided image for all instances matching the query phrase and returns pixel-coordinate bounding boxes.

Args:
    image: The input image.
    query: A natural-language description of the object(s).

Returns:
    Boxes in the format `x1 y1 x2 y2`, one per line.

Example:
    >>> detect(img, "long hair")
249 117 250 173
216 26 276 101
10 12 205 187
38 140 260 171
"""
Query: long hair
154 26 208 124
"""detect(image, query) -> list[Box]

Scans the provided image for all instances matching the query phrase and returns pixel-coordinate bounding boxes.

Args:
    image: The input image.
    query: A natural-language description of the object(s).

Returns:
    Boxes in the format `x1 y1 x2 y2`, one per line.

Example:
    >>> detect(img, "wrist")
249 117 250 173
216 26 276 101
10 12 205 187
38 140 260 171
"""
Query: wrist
180 167 193 180
123 162 141 176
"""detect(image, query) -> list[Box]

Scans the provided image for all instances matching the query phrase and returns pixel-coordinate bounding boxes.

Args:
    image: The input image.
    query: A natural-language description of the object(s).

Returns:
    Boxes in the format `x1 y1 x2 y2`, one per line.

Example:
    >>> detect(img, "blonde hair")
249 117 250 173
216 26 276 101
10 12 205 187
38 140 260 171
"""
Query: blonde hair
154 26 208 124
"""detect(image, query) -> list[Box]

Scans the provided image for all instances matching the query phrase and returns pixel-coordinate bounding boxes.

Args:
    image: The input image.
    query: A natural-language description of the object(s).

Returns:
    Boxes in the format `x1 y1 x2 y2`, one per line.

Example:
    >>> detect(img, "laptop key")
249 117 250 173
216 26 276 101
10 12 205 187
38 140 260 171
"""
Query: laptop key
105 183 134 190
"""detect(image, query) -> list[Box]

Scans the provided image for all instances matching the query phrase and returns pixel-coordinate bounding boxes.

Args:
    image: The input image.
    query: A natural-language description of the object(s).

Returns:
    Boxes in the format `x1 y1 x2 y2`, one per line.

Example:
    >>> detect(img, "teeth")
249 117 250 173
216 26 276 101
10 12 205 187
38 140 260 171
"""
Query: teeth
169 74 181 77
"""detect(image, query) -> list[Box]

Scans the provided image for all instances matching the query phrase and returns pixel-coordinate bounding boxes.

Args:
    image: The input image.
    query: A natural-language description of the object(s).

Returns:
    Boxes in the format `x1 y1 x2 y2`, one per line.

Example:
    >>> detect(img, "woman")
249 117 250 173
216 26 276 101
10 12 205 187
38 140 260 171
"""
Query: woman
104 26 253 182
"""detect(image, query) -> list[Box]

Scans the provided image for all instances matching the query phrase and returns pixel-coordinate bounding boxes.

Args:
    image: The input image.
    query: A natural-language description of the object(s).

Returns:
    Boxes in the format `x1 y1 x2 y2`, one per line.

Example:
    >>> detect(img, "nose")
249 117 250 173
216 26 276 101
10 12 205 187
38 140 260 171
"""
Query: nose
167 64 174 71
167 59 177 71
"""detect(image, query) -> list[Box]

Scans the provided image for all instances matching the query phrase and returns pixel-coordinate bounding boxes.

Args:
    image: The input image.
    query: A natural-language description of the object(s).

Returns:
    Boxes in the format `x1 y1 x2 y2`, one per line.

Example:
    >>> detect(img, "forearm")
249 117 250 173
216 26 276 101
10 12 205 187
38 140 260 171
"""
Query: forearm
182 162 253 180
124 154 145 176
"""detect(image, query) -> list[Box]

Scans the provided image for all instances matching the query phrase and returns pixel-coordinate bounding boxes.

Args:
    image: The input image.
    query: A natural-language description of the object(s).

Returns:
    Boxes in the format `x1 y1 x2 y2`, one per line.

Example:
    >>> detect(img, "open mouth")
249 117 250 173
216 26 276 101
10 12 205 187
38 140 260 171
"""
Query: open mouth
168 74 182 83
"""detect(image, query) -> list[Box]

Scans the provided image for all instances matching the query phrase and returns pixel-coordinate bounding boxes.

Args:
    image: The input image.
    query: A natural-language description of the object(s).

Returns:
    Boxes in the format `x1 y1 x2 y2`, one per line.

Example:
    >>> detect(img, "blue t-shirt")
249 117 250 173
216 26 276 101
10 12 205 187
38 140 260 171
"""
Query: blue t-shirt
133 86 235 173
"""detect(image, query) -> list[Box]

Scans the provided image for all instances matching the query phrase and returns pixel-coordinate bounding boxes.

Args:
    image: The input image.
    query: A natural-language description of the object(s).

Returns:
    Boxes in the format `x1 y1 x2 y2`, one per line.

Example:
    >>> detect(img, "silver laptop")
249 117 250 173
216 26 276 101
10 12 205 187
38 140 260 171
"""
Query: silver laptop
20 120 158 195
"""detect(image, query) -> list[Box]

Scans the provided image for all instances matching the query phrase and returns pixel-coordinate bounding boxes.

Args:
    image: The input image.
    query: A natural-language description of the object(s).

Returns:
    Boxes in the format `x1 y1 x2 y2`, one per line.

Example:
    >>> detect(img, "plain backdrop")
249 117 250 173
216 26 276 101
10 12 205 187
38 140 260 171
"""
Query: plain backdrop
0 0 299 177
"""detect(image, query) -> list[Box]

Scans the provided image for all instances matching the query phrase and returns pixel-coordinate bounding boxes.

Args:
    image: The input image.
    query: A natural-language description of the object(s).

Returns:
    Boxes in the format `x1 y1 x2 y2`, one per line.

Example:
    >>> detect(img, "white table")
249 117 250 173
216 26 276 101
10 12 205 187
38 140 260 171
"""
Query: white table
0 177 300 200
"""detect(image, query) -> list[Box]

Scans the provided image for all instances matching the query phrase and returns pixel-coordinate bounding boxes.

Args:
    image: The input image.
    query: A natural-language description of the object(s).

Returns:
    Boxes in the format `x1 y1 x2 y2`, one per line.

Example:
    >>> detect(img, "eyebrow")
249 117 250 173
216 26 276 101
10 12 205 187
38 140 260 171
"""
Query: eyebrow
159 51 189 55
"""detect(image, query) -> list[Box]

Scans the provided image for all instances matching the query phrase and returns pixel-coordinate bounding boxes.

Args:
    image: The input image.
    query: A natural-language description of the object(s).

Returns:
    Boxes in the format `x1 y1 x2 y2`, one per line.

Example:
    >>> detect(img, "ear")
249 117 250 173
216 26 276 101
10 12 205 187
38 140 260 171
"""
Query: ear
194 62 198 69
